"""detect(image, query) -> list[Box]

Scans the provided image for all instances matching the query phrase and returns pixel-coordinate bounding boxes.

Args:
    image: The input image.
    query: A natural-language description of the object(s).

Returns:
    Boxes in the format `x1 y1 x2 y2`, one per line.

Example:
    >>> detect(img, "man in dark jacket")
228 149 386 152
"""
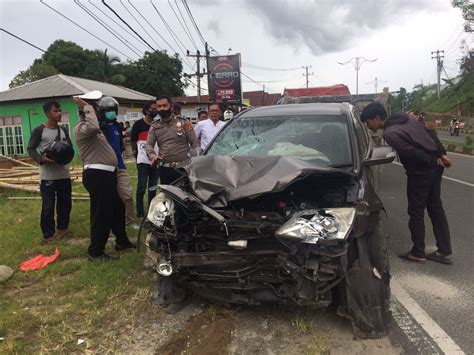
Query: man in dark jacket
361 103 453 265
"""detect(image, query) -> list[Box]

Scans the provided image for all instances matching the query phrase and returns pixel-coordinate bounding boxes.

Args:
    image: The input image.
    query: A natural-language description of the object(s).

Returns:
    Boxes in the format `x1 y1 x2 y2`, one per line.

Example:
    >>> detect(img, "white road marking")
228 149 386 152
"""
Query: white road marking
392 279 465 354
392 162 474 187
447 151 474 158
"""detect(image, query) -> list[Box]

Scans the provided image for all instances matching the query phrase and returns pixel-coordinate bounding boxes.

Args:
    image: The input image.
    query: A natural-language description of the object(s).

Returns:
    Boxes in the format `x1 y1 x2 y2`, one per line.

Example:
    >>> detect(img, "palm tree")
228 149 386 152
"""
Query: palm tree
94 49 126 84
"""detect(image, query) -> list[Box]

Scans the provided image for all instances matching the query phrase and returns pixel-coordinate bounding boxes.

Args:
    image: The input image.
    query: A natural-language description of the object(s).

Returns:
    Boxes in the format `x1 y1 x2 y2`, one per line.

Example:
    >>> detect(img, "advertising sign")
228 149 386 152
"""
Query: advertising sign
207 54 242 105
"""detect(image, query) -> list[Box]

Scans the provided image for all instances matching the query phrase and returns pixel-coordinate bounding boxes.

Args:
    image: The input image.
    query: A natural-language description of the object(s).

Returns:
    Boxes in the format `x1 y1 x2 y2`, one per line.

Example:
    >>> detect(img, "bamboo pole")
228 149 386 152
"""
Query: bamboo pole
0 154 36 168
8 197 89 200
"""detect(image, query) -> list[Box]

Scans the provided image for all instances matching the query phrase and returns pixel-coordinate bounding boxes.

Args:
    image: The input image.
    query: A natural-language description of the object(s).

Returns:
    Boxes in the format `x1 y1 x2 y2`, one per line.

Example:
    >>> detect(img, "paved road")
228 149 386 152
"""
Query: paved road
438 130 470 143
379 153 474 353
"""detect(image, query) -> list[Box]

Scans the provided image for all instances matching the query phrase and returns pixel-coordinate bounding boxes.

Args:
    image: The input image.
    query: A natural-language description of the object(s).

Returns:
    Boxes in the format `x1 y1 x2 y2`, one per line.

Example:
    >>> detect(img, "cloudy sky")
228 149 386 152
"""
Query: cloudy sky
0 0 471 96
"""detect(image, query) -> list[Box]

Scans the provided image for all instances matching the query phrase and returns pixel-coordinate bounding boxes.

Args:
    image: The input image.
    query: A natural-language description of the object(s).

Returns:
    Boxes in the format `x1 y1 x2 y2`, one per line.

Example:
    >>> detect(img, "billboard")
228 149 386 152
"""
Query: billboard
207 54 242 105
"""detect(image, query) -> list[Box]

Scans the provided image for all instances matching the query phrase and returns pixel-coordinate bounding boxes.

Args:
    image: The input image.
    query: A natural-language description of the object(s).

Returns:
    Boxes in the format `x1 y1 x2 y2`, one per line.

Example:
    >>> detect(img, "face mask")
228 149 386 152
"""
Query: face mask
104 111 117 121
149 111 158 119
158 108 172 119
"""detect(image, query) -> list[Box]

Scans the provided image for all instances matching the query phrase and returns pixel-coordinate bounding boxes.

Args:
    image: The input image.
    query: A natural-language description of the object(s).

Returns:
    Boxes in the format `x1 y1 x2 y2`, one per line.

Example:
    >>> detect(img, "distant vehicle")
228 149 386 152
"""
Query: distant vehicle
144 103 394 336
450 119 460 136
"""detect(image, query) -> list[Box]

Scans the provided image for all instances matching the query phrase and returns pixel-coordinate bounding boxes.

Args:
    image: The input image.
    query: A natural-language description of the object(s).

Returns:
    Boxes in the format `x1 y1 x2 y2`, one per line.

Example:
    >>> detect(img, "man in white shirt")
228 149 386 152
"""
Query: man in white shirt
194 103 226 150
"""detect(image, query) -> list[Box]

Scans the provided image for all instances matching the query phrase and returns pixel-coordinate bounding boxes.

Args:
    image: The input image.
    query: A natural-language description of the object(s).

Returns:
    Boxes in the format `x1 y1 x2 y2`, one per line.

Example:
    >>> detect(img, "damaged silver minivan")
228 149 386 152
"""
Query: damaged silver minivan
143 103 395 337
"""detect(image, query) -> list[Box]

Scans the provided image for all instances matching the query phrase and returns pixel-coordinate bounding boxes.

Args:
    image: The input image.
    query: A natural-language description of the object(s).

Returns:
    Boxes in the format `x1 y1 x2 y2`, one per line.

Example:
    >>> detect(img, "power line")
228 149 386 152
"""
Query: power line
182 0 206 46
101 0 157 52
174 0 199 49
0 28 46 52
149 0 191 62
241 71 277 93
74 0 141 58
129 0 194 70
119 0 162 50
168 0 198 50
40 0 133 60
302 65 314 88
88 0 149 52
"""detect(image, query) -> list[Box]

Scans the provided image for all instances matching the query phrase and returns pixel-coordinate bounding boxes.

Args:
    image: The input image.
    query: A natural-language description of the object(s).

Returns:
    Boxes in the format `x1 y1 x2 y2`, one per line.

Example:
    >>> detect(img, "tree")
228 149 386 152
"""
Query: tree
9 63 58 88
42 40 95 77
452 0 473 32
118 51 185 96
84 49 126 84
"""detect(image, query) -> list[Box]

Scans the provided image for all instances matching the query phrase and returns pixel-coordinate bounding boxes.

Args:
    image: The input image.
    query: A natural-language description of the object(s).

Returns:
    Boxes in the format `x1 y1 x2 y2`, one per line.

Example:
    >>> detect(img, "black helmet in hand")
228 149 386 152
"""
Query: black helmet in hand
44 140 74 165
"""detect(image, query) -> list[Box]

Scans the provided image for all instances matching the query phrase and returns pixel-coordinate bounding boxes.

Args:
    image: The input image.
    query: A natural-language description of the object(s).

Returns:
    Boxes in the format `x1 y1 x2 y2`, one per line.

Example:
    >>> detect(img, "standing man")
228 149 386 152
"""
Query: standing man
27 100 72 243
131 100 159 219
194 103 226 150
145 96 198 185
97 97 135 227
361 102 453 265
197 110 208 122
74 95 135 261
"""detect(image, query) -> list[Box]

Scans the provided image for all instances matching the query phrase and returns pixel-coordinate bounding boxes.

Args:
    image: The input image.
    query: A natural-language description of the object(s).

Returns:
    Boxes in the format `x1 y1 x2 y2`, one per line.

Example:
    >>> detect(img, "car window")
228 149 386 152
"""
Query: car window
352 110 369 158
206 114 353 168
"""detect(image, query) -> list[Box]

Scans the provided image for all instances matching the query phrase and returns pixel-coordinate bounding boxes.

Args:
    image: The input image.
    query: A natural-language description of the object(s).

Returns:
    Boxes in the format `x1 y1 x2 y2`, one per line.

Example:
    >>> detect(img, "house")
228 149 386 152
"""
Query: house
172 90 282 121
0 74 154 156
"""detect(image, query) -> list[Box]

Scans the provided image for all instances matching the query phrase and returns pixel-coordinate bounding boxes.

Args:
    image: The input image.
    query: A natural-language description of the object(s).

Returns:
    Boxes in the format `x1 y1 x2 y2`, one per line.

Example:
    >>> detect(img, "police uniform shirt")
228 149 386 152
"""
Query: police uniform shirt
145 115 198 163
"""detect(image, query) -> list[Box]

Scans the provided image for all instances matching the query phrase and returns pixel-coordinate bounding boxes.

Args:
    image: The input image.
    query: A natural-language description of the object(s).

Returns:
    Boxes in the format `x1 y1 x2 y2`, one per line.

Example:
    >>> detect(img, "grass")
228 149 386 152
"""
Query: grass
0 162 156 353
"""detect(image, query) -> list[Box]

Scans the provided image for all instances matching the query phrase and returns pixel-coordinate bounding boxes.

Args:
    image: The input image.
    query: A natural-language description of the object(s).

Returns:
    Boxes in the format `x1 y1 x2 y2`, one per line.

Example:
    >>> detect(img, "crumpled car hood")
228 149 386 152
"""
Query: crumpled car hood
179 155 353 208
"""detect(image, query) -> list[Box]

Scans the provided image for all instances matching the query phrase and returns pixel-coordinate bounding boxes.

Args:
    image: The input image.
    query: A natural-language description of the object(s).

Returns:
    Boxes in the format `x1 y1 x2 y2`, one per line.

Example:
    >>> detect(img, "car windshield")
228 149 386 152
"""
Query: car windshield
206 114 353 167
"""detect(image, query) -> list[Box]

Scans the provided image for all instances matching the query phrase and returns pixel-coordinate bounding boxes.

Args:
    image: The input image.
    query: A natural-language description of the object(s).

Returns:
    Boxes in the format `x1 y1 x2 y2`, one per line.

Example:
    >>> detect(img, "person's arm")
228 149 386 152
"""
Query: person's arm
145 126 159 161
27 126 43 164
130 122 140 158
73 100 101 138
184 120 199 148
384 131 438 168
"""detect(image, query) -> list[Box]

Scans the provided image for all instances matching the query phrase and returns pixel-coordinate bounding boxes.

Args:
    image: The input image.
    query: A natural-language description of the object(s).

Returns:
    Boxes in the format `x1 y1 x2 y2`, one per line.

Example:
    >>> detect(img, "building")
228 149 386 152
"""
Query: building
172 90 282 121
0 74 154 156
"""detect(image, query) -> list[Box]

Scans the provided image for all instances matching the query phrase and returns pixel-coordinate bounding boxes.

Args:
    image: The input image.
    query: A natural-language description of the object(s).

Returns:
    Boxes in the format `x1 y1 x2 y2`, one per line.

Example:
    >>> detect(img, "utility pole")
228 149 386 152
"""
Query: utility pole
302 65 314 88
431 49 444 99
365 77 387 94
185 49 206 101
338 57 378 97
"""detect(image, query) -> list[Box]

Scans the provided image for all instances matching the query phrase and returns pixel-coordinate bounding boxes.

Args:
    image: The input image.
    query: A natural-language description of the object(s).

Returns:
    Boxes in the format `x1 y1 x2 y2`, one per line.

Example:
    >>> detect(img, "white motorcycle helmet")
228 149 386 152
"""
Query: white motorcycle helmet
223 109 234 121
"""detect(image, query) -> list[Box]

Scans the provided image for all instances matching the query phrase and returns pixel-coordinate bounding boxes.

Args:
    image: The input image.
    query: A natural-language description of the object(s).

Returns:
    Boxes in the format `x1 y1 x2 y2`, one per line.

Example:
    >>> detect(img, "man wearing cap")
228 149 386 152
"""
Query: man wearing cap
73 93 135 261
145 96 198 185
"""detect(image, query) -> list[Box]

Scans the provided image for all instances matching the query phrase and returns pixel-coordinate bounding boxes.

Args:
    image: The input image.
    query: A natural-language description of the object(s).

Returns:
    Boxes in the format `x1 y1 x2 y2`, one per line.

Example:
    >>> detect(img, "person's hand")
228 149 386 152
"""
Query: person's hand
73 96 89 110
440 155 452 168
150 155 163 167
437 158 445 168
41 153 55 164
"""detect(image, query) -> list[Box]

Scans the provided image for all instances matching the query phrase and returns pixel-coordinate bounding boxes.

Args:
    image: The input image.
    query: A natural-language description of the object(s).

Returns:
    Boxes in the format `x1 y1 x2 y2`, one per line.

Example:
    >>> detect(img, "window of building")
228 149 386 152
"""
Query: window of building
0 116 25 155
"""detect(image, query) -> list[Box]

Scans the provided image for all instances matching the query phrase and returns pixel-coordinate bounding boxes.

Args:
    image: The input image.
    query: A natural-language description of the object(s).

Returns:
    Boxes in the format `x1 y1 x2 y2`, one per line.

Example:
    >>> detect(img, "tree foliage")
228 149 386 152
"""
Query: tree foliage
9 40 185 96
9 63 58 88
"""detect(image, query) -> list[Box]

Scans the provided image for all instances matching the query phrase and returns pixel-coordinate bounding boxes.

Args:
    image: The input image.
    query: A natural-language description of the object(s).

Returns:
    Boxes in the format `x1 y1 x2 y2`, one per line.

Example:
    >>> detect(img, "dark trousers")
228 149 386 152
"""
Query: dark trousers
406 168 452 257
40 178 72 239
159 166 182 185
136 163 159 217
83 169 130 256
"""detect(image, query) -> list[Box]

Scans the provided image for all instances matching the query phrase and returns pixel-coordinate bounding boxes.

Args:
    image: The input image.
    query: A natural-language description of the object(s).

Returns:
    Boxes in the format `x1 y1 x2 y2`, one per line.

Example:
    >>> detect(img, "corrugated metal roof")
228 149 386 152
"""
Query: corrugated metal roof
0 74 154 103
284 85 351 97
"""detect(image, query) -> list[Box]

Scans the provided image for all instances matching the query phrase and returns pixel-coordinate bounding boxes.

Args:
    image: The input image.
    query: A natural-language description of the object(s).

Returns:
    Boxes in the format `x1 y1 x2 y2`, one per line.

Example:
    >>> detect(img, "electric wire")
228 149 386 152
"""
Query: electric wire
128 0 194 70
0 28 46 52
89 0 149 52
168 0 198 50
74 0 142 58
243 62 300 71
40 0 133 60
119 0 162 50
101 0 157 52
182 0 206 46
174 0 198 49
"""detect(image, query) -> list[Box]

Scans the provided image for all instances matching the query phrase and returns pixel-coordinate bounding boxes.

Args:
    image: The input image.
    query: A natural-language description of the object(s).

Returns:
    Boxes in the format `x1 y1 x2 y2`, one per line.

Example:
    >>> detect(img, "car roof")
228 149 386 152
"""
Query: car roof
238 103 353 118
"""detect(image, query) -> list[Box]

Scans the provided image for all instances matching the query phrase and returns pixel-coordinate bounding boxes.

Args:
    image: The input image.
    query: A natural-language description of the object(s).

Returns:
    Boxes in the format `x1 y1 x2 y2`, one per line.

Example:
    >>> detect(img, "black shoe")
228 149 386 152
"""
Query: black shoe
115 241 137 251
87 253 119 262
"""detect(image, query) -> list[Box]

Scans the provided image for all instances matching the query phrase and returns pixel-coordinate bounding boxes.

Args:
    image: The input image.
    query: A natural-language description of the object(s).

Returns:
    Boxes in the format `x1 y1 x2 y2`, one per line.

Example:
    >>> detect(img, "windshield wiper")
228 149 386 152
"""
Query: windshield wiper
330 163 353 169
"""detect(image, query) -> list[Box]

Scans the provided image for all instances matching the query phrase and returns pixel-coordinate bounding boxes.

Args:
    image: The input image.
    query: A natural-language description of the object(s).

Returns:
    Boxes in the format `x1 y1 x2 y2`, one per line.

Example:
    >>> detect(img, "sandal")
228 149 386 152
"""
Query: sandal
398 252 426 264
426 252 452 265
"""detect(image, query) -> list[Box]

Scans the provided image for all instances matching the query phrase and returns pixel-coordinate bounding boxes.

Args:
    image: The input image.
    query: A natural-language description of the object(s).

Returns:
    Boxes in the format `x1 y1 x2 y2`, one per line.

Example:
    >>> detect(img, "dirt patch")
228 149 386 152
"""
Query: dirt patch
158 308 235 355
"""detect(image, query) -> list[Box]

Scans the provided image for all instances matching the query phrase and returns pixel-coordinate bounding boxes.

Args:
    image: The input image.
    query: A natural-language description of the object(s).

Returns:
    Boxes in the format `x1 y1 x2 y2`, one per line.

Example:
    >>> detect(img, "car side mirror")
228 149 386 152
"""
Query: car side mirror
362 146 395 166
190 147 203 157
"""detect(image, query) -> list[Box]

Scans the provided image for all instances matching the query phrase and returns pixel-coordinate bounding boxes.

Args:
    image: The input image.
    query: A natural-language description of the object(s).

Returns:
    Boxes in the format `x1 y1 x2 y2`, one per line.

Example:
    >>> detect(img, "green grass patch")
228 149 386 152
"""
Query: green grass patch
0 162 155 353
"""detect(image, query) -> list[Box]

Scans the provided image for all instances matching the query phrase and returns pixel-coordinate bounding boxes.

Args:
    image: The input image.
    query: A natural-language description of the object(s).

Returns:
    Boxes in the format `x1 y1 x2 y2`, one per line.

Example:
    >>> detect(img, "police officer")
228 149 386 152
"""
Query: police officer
145 96 198 185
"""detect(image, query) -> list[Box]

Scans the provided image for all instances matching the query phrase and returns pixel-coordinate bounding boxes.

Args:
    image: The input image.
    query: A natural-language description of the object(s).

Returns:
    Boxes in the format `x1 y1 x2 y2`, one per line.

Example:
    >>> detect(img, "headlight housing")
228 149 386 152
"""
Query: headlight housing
147 192 173 228
275 208 355 244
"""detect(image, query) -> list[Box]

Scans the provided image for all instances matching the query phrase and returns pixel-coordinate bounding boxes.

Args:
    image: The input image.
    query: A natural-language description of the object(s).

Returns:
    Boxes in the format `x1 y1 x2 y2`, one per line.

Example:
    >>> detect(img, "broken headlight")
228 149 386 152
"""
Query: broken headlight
147 192 172 228
275 208 355 244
